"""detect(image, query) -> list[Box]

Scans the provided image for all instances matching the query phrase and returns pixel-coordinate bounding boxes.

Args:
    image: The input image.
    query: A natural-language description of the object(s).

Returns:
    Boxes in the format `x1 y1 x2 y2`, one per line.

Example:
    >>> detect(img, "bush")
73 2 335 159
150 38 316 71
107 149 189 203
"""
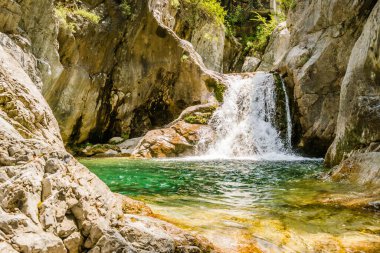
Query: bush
279 0 296 14
246 12 285 53
185 0 226 24
120 0 131 16
73 9 101 23
170 0 180 8
55 4 100 26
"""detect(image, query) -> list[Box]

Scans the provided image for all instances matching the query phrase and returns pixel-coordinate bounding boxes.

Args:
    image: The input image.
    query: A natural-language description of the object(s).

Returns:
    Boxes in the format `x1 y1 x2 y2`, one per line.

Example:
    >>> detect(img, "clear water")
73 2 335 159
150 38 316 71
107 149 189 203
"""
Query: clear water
81 158 380 252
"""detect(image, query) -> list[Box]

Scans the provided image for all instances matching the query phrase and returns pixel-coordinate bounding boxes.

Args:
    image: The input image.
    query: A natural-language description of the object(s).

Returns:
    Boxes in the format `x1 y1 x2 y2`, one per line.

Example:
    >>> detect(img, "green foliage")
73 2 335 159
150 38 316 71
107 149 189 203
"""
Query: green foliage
181 54 189 62
206 79 226 102
184 113 211 124
246 12 285 53
55 4 101 29
170 0 180 8
120 0 131 17
279 0 297 14
73 9 101 23
121 132 130 140
185 0 227 24
224 4 243 35
55 5 76 31
226 5 244 25
55 5 68 20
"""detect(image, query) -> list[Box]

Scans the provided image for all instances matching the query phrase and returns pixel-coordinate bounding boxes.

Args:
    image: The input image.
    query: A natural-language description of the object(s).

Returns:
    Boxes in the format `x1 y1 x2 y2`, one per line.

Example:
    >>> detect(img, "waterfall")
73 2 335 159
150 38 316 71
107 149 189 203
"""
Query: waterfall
201 72 293 159
281 77 292 148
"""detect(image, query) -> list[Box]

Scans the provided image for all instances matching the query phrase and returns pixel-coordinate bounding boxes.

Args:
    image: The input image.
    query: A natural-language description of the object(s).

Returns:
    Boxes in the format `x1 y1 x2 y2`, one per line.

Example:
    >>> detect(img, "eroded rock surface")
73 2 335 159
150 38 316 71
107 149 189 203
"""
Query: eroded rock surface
132 120 214 158
0 17 216 253
278 0 378 156
325 1 380 167
4 0 226 148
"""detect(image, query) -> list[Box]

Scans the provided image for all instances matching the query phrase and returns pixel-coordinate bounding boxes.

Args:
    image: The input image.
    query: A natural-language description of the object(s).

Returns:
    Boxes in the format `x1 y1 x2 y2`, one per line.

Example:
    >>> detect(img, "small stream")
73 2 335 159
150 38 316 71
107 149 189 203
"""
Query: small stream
81 158 380 252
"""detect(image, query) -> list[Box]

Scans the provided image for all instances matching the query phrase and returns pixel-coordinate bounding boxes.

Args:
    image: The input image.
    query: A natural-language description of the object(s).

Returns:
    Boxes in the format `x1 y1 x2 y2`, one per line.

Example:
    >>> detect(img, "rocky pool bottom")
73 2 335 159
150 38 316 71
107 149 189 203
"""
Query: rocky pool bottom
80 158 380 252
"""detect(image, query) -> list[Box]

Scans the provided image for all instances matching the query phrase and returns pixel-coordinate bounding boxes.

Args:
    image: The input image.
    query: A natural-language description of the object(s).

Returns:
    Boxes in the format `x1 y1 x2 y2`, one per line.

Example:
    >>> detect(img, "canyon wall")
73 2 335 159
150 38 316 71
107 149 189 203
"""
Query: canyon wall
325 1 380 181
279 0 378 156
0 1 217 252
267 0 379 186
8 0 228 147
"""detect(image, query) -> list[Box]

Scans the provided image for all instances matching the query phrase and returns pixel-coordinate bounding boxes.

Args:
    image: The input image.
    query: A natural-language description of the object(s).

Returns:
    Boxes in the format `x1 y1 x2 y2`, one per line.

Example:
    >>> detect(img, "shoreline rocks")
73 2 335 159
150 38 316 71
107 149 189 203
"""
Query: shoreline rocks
0 9 218 253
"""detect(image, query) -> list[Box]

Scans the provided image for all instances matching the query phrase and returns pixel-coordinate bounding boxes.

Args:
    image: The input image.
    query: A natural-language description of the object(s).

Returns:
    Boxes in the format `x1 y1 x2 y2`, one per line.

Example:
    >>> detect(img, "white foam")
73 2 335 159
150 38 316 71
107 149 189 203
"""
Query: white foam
196 72 296 160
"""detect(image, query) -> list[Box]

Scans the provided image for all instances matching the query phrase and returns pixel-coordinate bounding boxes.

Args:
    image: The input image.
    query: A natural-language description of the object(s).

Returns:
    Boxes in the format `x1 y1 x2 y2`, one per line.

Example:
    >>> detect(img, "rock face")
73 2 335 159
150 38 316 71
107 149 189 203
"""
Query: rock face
0 20 216 253
257 21 290 72
325 1 380 167
323 1 380 195
278 0 377 156
6 0 226 147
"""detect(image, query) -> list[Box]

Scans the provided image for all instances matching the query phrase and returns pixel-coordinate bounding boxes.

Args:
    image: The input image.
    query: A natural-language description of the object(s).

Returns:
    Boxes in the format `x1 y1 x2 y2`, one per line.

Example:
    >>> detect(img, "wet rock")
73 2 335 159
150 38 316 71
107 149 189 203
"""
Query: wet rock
117 137 142 152
170 103 218 126
15 0 222 146
330 152 380 186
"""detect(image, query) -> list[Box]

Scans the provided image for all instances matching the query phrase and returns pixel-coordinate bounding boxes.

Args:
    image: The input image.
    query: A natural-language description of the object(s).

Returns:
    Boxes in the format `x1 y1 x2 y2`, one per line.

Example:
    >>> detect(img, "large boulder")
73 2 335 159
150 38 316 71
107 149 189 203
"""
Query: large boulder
132 120 214 158
257 21 290 71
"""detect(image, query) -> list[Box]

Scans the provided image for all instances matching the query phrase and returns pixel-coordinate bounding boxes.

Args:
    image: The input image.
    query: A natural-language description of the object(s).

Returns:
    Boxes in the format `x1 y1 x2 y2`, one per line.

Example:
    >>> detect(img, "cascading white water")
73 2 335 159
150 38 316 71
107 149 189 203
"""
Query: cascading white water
281 77 292 148
201 72 292 159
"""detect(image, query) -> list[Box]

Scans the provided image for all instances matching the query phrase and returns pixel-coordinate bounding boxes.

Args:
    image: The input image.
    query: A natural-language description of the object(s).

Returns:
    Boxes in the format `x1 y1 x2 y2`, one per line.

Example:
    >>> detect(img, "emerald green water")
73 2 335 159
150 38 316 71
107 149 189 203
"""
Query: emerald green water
81 158 380 252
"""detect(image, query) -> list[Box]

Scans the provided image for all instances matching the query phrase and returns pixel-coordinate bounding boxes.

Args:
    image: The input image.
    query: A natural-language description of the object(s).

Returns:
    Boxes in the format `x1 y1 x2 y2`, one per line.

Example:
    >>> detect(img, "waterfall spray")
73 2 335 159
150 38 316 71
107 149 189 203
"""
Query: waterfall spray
201 72 292 159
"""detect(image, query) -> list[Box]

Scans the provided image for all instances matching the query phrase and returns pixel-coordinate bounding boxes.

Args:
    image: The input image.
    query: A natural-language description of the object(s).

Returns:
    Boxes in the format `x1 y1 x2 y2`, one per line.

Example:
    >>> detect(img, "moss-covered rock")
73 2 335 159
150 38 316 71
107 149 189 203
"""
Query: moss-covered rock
205 79 226 102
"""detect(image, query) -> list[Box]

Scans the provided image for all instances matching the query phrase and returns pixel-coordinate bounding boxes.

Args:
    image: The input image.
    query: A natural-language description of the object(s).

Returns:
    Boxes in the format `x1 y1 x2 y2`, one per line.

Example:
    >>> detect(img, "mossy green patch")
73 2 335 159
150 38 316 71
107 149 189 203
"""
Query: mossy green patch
184 112 212 124
73 9 101 23
120 0 131 17
55 4 101 29
206 79 226 103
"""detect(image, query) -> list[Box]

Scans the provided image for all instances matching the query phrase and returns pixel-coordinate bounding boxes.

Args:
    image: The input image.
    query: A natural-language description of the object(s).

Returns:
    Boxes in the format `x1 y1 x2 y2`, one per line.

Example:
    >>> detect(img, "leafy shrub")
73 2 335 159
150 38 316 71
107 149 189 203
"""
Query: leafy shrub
55 5 75 31
185 0 226 24
246 12 285 53
279 0 297 14
170 0 180 8
120 0 131 16
73 9 101 23
55 4 100 27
